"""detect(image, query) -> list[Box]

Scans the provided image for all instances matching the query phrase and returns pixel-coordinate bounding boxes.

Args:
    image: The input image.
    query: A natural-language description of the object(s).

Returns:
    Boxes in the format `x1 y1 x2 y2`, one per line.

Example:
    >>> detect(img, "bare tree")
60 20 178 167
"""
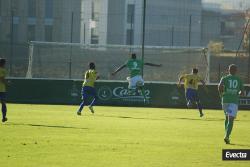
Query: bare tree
243 9 250 51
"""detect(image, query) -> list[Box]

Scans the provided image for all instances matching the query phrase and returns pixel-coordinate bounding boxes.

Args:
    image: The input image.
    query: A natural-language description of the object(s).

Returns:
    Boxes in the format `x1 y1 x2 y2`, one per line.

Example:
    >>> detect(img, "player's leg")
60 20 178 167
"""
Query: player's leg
0 93 7 122
1 100 7 122
196 101 203 117
77 87 88 115
88 88 97 114
224 115 235 144
224 115 228 130
135 76 146 101
194 91 203 117
223 103 238 144
127 76 136 95
185 89 193 108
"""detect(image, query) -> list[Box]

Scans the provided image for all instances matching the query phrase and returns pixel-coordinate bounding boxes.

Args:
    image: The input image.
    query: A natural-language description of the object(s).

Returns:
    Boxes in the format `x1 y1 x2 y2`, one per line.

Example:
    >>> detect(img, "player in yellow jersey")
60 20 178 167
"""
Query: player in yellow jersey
77 62 99 115
0 58 7 122
178 68 206 117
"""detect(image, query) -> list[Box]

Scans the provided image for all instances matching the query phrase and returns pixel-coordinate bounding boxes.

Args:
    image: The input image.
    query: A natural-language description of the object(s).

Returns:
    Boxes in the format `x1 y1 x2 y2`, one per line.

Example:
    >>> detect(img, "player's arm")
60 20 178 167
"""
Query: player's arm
239 80 245 96
0 73 8 85
199 79 208 92
0 77 5 83
218 78 224 96
96 72 100 80
199 78 206 88
177 75 185 87
200 79 206 86
144 63 162 67
83 71 90 82
111 64 126 76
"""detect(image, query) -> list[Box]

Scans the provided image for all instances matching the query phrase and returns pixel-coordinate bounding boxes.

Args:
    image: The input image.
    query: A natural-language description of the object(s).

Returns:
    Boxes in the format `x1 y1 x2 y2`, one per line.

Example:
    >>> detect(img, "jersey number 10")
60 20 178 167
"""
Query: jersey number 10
228 80 238 89
132 62 139 69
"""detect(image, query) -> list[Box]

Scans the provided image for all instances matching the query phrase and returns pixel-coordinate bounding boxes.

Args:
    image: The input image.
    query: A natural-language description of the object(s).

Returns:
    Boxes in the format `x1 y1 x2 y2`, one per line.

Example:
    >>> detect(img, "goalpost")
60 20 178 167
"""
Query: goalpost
26 41 210 83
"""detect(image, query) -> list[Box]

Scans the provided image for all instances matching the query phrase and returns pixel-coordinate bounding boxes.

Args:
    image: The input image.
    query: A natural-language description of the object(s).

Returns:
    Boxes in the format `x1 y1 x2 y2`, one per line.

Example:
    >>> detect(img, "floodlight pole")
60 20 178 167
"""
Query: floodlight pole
129 7 134 52
188 15 192 47
141 0 146 77
10 4 14 75
69 12 74 79
248 32 250 83
171 26 174 46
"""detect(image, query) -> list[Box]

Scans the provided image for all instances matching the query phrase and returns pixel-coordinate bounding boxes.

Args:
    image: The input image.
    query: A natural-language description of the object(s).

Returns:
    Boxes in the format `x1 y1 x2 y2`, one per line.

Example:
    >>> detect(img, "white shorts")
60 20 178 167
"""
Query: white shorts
222 103 238 118
127 75 144 89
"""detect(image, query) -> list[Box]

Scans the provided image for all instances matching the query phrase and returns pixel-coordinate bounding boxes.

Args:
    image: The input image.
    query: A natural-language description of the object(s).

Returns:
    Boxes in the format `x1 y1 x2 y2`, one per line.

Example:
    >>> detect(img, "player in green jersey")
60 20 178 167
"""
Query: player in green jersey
218 64 244 144
111 53 161 101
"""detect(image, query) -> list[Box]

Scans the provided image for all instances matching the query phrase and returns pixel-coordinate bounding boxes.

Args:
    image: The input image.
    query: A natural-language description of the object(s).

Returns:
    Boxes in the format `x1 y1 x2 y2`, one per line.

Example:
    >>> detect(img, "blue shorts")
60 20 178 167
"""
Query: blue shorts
0 92 6 101
82 86 96 99
223 103 238 118
185 88 199 103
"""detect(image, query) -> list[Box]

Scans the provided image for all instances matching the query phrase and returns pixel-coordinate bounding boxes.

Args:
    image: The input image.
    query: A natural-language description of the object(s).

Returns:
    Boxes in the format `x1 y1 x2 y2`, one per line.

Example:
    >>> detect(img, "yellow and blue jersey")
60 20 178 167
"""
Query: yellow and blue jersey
182 74 202 90
0 67 7 92
82 69 98 88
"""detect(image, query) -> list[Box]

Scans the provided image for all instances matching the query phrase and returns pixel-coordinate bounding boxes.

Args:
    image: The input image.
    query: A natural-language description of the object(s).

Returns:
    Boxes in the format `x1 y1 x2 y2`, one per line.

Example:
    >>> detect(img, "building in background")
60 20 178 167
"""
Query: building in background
201 2 246 50
0 0 249 61
81 0 202 46
0 0 82 76
0 0 249 79
1 0 248 49
201 3 222 46
220 10 245 50
0 0 81 44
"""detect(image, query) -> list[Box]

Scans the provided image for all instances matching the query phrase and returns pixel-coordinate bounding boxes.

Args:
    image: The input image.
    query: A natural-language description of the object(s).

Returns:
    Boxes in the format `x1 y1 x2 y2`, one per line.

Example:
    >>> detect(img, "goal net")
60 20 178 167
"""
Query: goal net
26 41 210 82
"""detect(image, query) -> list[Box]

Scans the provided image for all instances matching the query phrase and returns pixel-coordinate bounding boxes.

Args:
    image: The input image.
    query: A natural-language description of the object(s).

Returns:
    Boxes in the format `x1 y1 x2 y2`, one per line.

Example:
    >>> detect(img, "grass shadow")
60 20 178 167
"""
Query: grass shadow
5 122 88 130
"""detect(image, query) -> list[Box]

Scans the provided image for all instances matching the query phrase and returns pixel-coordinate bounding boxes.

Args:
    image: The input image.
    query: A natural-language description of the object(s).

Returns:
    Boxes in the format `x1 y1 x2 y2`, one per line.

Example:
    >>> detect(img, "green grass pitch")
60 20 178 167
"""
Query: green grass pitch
0 104 249 167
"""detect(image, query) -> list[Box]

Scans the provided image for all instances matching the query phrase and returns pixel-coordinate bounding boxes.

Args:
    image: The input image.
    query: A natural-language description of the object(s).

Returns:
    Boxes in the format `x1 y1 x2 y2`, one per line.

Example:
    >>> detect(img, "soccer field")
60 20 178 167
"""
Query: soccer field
0 104 249 167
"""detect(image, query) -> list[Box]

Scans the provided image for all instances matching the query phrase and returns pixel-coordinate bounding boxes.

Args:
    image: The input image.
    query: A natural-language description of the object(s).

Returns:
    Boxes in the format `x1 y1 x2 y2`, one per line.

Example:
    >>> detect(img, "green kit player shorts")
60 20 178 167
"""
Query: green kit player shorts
127 75 144 89
223 103 238 118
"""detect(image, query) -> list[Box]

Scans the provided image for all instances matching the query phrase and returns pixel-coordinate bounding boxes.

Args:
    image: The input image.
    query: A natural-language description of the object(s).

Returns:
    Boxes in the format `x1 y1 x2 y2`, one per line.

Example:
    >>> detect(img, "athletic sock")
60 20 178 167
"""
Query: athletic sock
89 97 96 107
2 103 7 119
197 102 203 114
225 116 228 131
139 87 146 100
226 119 234 139
78 101 85 113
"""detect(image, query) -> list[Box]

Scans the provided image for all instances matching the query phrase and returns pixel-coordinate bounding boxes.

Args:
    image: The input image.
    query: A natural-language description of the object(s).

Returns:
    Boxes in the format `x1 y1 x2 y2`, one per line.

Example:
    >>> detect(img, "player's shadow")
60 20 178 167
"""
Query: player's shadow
228 143 250 147
176 117 225 121
97 115 164 121
166 117 250 122
5 122 88 130
98 114 250 123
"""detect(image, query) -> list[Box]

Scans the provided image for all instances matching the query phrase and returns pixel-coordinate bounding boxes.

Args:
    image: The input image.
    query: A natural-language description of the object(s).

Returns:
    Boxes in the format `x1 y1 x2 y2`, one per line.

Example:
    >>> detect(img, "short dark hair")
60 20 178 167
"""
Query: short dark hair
0 58 6 66
89 62 95 69
192 68 198 74
229 64 237 75
131 53 136 59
